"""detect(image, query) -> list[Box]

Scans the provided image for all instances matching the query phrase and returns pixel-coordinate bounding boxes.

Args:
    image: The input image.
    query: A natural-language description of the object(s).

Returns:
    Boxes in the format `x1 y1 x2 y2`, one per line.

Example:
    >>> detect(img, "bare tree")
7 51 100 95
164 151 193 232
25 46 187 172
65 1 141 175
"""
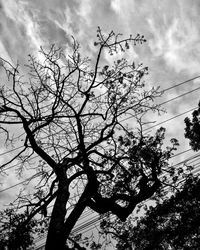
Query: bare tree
0 28 179 250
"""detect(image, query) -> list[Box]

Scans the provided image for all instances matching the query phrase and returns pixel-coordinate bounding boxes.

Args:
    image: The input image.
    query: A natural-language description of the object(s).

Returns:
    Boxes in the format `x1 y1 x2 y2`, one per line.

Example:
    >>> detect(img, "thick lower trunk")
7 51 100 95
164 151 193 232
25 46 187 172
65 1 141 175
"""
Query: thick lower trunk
63 173 98 244
45 172 97 249
45 184 69 250
45 184 90 250
63 186 89 238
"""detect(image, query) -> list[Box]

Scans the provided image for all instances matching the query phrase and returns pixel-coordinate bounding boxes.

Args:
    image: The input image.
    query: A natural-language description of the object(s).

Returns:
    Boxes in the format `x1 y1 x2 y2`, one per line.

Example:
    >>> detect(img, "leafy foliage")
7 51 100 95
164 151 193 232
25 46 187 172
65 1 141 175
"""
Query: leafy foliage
98 175 200 250
185 102 200 151
0 208 36 250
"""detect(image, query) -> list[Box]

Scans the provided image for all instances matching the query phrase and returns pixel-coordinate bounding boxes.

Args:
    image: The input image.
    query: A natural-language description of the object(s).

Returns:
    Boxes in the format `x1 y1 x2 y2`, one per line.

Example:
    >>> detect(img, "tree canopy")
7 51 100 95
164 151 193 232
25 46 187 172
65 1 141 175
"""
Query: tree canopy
185 102 200 151
0 28 183 249
98 175 200 250
0 208 36 250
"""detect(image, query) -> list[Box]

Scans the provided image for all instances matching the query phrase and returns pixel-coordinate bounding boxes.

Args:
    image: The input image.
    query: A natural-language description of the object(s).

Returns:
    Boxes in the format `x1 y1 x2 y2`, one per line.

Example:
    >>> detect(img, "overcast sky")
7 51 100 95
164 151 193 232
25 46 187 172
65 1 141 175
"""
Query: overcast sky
0 0 200 215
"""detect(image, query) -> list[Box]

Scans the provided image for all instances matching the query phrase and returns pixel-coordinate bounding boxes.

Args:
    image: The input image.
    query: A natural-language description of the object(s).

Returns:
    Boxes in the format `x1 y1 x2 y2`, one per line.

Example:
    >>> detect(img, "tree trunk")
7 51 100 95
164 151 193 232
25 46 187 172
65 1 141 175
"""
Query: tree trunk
63 184 90 239
45 183 70 250
62 172 98 247
45 173 97 249
45 183 90 250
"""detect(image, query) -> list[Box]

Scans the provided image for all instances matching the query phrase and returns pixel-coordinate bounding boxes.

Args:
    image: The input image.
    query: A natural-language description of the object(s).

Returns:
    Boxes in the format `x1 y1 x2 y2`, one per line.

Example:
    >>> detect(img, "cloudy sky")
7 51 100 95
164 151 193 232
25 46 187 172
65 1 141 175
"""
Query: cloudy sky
1 0 200 76
0 0 200 219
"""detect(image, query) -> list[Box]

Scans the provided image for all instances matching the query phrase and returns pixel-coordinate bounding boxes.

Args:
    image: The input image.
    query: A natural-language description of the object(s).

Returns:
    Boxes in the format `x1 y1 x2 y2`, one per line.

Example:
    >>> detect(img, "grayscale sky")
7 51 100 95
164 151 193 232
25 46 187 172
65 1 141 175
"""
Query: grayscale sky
0 0 200 230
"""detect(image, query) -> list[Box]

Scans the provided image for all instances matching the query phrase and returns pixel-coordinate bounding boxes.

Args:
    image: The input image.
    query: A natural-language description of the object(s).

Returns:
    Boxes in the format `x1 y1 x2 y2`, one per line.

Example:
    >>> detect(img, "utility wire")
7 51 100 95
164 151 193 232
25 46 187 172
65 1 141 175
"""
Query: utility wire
0 105 198 192
162 76 200 93
1 77 200 238
71 170 200 236
32 151 200 245
1 62 200 246
29 75 200 245
1 147 198 246
143 107 197 131
0 82 199 160
159 86 200 106
0 147 195 194
0 176 35 193
35 166 200 245
0 74 197 137
2 104 195 173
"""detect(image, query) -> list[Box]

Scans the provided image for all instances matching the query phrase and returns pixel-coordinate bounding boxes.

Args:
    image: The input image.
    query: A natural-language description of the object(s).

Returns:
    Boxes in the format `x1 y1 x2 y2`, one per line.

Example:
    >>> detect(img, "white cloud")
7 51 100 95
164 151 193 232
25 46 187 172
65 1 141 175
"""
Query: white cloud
78 0 92 26
148 10 200 75
3 0 42 50
0 40 12 62
110 0 121 14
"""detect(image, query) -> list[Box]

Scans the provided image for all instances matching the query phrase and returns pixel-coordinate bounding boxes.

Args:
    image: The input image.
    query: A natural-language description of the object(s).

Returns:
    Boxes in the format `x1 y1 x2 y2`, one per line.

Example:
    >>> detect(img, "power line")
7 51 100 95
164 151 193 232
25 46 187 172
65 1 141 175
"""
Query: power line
118 87 200 125
0 147 198 246
72 170 200 237
0 177 33 193
0 104 198 192
35 164 200 246
143 107 197 131
161 76 200 93
1 76 200 239
30 75 200 244
1 59 200 245
0 147 195 194
159 86 200 106
2 104 196 174
0 142 194 195
0 83 199 161
32 151 200 245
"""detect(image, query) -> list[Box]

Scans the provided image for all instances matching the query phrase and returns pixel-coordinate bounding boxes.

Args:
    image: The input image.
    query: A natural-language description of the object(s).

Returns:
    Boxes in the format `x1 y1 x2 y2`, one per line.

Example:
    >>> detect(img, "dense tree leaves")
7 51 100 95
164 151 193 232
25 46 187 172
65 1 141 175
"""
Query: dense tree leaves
99 176 200 250
0 208 36 250
185 102 200 151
